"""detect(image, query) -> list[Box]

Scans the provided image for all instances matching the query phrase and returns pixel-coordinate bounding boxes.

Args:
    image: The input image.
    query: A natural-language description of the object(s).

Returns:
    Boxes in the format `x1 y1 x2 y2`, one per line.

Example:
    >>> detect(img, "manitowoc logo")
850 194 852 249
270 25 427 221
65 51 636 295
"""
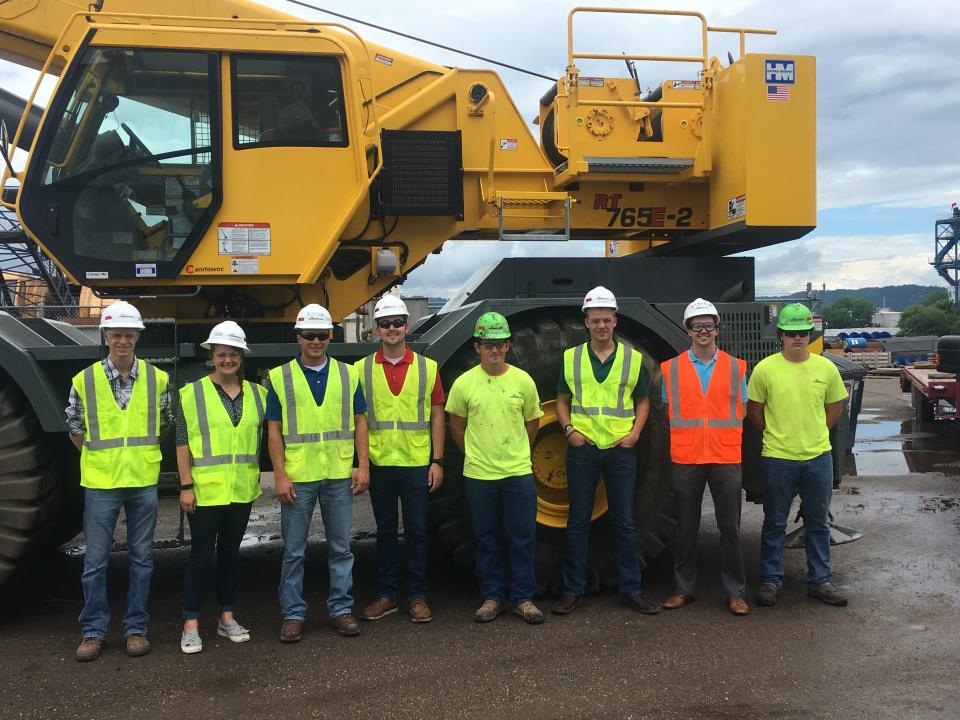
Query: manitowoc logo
764 59 795 84
184 264 224 274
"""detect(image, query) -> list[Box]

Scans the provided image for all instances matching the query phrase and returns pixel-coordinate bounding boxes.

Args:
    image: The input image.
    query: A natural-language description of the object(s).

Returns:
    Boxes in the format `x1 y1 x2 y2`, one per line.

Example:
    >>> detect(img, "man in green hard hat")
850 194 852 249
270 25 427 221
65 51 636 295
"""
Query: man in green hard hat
445 312 545 625
746 303 849 608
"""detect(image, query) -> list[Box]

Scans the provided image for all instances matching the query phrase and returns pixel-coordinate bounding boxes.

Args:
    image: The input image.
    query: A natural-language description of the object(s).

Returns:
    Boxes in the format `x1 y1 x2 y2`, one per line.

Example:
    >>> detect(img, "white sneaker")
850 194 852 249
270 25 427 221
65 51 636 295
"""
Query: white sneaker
180 629 202 654
217 619 251 643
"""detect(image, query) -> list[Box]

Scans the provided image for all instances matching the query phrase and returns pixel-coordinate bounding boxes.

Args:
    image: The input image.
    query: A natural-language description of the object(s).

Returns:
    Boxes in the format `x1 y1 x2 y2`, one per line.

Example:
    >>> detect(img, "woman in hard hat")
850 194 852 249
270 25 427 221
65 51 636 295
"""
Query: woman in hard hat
176 321 268 653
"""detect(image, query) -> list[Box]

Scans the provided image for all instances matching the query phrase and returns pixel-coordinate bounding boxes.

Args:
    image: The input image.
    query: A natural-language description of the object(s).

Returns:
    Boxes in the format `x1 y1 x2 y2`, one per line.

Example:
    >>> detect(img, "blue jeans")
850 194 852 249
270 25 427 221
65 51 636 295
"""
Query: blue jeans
562 444 643 596
760 452 833 588
369 464 429 599
79 486 158 639
279 478 354 620
464 475 537 605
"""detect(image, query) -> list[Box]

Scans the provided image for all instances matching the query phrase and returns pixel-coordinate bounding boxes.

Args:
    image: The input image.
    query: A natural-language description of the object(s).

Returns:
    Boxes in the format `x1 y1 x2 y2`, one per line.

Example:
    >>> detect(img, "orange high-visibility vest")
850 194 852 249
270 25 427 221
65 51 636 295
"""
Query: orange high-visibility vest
661 350 746 464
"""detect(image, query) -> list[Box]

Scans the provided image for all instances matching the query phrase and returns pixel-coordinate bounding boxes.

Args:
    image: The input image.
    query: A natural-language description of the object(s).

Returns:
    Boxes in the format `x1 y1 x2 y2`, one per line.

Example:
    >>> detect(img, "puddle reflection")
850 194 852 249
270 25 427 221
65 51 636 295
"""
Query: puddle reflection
852 416 960 477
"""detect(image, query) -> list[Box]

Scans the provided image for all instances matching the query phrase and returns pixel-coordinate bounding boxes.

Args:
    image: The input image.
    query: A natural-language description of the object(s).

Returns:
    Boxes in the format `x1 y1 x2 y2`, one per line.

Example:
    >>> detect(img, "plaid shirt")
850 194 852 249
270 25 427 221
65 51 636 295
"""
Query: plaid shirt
65 356 173 437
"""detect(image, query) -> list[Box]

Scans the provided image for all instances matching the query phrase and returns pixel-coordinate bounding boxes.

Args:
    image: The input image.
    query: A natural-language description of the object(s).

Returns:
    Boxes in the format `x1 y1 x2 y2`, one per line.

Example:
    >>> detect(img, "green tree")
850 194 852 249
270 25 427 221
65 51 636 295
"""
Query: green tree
897 291 960 336
822 296 876 328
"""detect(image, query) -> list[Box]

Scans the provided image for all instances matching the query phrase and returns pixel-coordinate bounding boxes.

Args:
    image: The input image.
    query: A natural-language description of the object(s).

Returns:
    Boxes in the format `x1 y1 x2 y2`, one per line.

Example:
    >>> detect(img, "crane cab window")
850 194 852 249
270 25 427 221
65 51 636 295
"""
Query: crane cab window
20 47 219 280
232 55 347 148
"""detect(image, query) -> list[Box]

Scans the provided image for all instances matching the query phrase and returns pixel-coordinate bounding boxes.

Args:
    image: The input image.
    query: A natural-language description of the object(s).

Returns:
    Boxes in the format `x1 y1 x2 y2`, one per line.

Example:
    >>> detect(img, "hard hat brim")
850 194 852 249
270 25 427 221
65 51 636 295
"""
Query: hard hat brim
777 322 815 331
201 339 251 353
100 323 146 330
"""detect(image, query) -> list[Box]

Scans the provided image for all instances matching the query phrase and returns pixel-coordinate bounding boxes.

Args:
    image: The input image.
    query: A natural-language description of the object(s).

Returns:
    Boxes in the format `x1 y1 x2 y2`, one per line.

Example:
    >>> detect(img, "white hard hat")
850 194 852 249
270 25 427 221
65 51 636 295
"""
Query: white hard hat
683 298 719 326
99 300 145 330
373 295 409 320
201 320 250 352
294 303 334 330
582 285 618 312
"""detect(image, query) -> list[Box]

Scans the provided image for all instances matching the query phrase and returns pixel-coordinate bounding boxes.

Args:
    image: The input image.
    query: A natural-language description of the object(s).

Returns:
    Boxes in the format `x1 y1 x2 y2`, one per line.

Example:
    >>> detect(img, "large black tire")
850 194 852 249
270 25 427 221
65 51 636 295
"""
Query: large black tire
428 309 675 596
0 379 81 586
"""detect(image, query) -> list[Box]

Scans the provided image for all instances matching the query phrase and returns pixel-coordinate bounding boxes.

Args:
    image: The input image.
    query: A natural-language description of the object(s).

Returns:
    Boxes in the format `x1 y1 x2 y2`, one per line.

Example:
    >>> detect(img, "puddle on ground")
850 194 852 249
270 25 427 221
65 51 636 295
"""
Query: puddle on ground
852 416 960 477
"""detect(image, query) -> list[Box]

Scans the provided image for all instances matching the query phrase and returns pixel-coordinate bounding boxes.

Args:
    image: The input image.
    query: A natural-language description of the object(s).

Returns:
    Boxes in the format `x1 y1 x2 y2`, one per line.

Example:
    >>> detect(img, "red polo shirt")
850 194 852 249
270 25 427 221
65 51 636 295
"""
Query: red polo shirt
375 347 445 404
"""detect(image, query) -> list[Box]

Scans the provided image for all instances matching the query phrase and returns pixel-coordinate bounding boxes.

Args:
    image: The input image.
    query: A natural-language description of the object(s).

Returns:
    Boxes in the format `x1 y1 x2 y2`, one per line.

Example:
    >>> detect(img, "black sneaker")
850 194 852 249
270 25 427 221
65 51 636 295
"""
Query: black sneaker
757 584 780 607
807 582 848 607
621 593 660 615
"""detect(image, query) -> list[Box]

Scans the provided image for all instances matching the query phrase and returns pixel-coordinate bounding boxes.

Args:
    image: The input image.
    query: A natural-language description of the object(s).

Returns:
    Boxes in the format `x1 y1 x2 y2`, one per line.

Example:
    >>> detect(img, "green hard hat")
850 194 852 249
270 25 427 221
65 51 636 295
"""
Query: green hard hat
474 311 511 340
777 303 815 331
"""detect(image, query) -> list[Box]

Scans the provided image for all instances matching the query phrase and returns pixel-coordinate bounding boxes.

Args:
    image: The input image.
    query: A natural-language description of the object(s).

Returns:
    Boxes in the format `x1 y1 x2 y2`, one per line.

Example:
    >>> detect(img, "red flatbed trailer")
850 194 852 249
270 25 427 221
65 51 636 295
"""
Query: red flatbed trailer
900 366 959 422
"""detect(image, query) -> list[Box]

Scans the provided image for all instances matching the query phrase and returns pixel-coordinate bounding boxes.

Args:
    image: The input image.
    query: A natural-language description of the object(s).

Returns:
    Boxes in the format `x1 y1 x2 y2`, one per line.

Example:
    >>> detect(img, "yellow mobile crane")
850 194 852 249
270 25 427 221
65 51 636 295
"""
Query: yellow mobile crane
0 0 815 589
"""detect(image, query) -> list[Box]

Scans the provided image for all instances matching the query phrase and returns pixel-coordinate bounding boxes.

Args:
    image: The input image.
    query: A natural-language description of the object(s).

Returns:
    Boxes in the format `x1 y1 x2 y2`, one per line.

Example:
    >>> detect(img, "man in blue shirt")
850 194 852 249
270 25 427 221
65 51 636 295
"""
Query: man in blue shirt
660 298 750 616
266 304 369 641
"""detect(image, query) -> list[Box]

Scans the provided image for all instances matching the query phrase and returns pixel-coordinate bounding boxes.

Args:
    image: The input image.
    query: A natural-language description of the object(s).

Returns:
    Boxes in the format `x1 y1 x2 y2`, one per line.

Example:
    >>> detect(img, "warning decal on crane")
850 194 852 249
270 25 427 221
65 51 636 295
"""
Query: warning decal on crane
727 195 746 220
230 257 260 274
218 223 271 256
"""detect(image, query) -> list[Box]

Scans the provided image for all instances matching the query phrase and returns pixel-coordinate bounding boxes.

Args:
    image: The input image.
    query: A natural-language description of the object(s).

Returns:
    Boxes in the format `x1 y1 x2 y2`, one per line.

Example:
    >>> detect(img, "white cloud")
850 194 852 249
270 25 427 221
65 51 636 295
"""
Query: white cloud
751 232 951 295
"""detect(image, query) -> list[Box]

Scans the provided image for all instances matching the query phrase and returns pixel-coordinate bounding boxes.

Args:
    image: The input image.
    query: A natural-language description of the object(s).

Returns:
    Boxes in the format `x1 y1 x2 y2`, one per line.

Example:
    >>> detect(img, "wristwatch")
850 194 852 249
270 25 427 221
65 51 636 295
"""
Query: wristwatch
430 458 444 468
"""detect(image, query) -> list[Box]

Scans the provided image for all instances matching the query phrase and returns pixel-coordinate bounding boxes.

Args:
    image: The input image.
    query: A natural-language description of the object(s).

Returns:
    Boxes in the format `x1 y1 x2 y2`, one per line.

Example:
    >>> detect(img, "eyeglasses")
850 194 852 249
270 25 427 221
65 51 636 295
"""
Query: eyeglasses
298 331 330 342
377 318 406 329
689 322 718 333
478 340 507 350
782 330 810 338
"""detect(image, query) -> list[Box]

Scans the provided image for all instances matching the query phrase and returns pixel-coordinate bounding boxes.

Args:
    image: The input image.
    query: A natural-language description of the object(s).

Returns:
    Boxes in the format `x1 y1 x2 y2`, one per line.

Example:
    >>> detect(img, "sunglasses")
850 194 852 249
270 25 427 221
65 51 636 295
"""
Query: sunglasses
377 318 407 329
478 340 507 350
689 322 718 333
298 331 330 342
782 330 810 338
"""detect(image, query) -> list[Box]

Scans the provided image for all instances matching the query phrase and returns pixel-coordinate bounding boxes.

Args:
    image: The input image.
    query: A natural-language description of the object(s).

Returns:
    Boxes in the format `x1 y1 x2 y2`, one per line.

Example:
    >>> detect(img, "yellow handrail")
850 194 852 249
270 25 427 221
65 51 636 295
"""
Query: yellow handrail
707 25 777 59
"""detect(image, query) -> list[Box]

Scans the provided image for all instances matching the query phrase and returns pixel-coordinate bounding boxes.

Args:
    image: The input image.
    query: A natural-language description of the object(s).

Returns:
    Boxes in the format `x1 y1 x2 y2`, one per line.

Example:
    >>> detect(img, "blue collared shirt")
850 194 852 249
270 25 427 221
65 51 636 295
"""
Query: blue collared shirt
661 349 748 403
265 356 365 421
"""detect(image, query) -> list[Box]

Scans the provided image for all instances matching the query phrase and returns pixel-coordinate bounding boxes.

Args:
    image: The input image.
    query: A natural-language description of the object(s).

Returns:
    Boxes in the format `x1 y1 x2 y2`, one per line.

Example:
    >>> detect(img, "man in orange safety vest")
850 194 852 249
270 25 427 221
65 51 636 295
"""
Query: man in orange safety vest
660 298 749 616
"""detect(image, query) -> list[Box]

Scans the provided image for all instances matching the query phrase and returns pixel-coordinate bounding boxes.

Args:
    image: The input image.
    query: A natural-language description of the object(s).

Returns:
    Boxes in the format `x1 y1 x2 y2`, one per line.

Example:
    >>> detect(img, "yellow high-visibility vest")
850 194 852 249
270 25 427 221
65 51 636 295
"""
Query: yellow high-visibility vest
268 358 357 481
72 359 168 489
180 377 267 505
562 342 642 449
356 353 436 466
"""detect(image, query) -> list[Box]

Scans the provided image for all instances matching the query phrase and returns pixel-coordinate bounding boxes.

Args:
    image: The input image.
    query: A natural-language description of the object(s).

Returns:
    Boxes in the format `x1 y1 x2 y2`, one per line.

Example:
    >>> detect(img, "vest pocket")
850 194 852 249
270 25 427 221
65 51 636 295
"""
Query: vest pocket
410 434 430 448
337 442 355 459
195 471 226 504
719 432 743 445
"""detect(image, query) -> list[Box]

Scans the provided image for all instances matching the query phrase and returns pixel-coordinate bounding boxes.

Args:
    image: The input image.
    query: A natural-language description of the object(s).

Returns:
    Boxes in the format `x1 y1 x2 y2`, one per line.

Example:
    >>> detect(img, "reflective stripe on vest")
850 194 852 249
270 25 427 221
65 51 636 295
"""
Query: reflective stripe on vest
666 354 742 429
570 343 636 419
189 379 265 468
363 354 430 432
82 361 159 450
281 360 354 443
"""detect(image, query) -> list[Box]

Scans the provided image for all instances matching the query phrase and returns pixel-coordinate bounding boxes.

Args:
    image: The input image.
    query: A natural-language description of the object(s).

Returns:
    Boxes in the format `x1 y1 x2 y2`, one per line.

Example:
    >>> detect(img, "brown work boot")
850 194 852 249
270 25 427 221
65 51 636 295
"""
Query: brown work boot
728 597 750 616
472 599 504 623
75 637 104 662
280 619 303 643
807 582 848 607
512 601 545 625
125 634 150 657
662 593 695 610
757 584 780 607
408 598 432 623
551 595 582 615
329 613 361 637
360 596 398 621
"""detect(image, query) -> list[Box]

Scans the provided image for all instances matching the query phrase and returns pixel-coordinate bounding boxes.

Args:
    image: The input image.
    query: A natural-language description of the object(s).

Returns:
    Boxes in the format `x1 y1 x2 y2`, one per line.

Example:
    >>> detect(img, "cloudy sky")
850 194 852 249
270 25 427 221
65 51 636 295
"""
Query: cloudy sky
2 0 958 298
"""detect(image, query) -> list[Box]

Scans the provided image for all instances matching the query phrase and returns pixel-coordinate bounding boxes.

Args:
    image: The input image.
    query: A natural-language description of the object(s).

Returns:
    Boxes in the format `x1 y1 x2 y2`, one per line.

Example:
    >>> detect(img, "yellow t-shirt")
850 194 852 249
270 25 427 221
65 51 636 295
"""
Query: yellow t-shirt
747 352 848 461
445 364 543 480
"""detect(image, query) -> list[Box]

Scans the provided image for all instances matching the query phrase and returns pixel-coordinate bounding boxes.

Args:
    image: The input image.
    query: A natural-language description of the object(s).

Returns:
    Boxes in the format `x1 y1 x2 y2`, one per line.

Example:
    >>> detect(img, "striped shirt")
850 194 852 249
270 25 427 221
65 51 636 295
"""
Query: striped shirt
65 356 173 437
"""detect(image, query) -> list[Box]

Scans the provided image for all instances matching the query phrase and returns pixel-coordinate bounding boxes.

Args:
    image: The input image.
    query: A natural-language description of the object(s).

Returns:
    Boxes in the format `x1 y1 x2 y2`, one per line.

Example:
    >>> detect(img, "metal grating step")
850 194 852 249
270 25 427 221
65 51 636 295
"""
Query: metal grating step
585 156 694 174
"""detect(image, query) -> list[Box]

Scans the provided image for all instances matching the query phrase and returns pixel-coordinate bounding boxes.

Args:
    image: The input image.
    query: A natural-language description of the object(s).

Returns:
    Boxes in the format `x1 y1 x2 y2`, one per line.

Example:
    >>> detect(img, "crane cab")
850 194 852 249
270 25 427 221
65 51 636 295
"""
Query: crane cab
10 11 378 290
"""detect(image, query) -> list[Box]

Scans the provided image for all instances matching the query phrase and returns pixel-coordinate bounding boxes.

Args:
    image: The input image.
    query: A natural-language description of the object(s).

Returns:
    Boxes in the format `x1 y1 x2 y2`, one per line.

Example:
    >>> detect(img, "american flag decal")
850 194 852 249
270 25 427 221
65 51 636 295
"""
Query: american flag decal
767 85 789 102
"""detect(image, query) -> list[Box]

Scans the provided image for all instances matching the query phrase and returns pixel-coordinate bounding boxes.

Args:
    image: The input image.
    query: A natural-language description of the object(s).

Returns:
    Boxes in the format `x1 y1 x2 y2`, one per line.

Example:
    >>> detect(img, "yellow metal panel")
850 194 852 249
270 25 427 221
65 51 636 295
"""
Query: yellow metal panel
744 54 816 229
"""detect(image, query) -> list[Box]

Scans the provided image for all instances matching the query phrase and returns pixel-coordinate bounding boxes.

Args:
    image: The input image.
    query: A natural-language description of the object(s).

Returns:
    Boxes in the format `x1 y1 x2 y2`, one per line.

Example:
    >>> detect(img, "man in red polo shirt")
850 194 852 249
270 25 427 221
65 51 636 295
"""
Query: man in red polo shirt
356 295 445 623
